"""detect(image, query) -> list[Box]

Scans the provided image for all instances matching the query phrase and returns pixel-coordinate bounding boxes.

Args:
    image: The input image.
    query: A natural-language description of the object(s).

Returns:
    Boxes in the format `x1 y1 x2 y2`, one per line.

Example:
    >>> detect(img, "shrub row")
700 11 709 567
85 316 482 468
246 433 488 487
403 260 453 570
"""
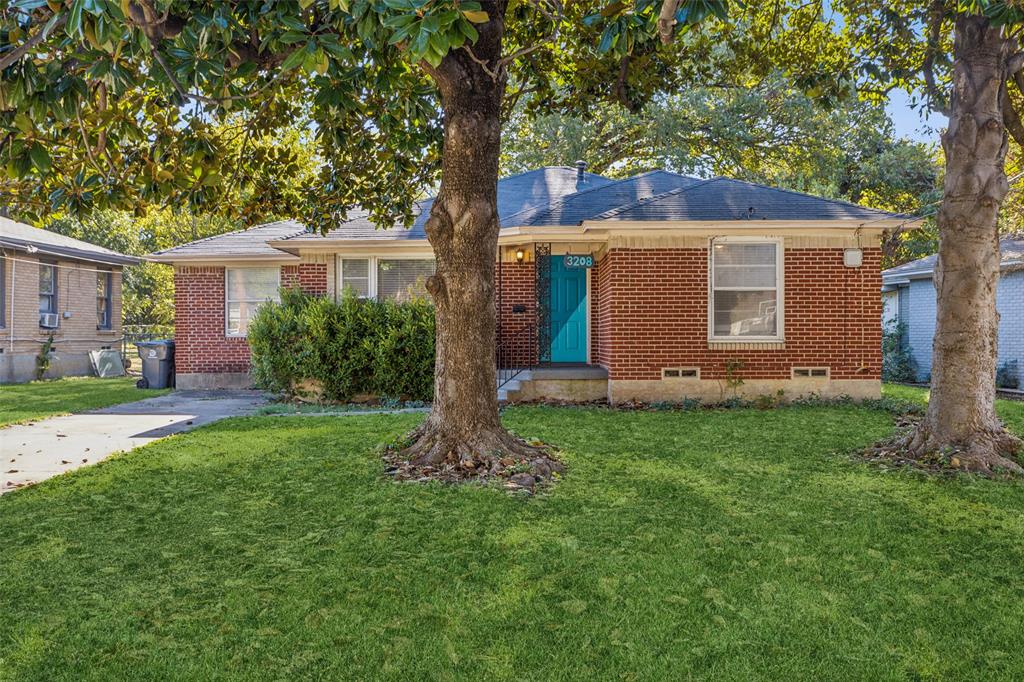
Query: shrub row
248 289 435 402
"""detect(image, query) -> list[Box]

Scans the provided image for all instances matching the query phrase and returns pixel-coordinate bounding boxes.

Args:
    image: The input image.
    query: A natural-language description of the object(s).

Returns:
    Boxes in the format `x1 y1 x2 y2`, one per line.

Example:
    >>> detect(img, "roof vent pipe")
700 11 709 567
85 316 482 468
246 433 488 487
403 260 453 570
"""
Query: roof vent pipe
575 160 587 188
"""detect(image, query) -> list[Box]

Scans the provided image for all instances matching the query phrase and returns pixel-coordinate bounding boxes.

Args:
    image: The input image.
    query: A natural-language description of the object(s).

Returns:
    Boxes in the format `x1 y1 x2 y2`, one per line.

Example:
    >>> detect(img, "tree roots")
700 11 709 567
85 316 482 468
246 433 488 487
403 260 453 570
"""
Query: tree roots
865 414 1024 477
382 422 565 492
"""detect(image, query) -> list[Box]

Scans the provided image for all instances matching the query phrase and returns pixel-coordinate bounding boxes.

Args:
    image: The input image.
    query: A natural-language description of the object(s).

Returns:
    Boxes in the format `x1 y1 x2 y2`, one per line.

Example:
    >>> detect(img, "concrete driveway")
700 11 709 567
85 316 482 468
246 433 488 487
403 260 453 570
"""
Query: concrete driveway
1 390 268 494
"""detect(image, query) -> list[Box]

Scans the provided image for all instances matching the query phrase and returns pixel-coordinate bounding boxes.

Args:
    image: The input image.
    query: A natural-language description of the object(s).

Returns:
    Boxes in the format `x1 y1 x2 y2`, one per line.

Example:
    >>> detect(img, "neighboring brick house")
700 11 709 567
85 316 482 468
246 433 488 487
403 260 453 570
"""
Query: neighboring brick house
151 165 898 402
882 236 1024 386
0 216 139 383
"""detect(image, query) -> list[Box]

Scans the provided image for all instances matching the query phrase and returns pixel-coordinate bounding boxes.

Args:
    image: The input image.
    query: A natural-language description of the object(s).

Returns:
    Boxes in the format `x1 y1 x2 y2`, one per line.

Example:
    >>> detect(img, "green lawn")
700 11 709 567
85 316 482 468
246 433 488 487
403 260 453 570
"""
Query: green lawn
0 377 169 427
3 396 1024 679
882 383 1024 434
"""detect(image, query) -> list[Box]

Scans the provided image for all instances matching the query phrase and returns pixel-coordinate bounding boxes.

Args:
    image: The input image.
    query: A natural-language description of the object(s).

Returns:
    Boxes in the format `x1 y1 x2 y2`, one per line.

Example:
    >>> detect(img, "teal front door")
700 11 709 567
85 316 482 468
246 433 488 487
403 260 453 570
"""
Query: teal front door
549 256 588 363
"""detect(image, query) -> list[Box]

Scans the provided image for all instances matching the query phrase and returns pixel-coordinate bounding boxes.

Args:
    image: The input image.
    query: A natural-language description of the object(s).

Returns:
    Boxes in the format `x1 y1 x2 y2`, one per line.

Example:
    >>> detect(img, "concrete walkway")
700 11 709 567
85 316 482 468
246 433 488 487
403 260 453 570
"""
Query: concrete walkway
1 390 268 494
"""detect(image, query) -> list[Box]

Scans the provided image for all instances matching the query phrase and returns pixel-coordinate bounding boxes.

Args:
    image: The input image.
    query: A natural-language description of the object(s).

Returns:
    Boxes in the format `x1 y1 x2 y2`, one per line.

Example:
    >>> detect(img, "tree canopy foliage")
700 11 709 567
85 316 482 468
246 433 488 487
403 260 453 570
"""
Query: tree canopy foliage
0 0 867 227
44 208 239 326
502 75 938 215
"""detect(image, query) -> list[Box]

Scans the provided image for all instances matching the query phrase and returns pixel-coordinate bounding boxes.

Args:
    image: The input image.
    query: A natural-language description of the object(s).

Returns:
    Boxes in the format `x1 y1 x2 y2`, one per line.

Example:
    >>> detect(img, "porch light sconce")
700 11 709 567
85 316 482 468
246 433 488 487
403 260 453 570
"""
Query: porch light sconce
844 248 863 268
515 248 526 263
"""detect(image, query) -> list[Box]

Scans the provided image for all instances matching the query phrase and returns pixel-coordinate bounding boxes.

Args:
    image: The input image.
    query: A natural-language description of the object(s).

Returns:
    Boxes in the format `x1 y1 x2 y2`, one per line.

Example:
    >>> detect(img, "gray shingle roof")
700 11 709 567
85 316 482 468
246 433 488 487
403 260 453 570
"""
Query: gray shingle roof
149 220 305 260
282 166 613 243
0 216 140 266
150 167 903 261
593 177 900 223
502 170 700 227
883 236 1024 282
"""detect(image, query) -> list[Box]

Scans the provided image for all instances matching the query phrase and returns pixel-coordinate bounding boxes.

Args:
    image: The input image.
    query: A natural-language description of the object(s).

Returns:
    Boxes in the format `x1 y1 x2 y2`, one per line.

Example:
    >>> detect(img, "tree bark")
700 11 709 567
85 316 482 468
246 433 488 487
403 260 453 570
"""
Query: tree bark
908 15 1023 473
397 4 549 473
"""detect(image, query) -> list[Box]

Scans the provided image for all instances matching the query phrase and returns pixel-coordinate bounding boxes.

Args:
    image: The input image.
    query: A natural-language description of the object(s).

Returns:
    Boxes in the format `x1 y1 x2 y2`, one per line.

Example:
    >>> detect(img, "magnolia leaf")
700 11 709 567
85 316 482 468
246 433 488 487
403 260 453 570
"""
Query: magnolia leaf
29 143 51 173
280 47 309 71
462 10 490 23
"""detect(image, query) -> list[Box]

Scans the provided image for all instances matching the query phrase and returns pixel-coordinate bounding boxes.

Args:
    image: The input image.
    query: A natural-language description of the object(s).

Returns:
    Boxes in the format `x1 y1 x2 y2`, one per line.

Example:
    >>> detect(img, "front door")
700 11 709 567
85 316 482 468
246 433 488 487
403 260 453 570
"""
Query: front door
549 256 588 363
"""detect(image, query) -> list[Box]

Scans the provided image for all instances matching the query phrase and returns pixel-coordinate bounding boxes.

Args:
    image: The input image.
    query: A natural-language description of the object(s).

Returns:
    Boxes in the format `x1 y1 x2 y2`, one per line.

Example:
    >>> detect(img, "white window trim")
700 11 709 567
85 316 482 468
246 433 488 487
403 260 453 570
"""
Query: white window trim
707 236 784 343
336 254 436 301
225 267 281 338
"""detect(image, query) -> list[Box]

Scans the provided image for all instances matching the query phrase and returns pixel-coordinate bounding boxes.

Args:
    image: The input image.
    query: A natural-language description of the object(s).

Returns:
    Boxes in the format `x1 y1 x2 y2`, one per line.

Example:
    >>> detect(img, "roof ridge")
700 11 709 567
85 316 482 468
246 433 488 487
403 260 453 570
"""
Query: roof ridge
715 177 901 218
585 176 721 221
500 169 685 226
149 219 303 256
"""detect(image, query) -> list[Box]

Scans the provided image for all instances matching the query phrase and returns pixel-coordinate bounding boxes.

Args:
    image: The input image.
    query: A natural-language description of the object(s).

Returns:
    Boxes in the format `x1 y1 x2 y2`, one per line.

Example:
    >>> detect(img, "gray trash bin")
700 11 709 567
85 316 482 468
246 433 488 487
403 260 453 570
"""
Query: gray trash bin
135 340 175 389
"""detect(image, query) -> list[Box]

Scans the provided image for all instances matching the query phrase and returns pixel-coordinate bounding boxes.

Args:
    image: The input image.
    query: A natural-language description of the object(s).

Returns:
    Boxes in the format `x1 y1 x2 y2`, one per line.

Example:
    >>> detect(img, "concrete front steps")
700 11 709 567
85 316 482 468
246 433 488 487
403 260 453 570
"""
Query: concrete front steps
498 365 609 403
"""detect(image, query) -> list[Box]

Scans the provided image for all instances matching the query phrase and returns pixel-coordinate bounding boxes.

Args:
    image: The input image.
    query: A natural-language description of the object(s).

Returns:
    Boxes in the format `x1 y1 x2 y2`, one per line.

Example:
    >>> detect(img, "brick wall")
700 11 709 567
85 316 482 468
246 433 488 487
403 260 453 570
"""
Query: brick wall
175 247 882 383
496 262 537 367
595 252 613 369
174 262 330 376
174 266 251 374
0 251 123 355
282 263 329 295
598 247 883 381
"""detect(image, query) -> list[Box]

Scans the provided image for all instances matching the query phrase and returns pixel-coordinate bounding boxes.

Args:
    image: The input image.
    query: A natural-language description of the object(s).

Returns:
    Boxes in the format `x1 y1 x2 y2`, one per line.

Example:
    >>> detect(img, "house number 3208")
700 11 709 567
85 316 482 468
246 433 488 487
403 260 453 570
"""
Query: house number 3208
563 254 594 269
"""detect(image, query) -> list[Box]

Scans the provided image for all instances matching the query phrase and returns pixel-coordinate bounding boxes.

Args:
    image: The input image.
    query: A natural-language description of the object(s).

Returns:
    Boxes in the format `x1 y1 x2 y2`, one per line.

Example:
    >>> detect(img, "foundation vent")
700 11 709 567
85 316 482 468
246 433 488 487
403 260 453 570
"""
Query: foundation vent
663 368 699 379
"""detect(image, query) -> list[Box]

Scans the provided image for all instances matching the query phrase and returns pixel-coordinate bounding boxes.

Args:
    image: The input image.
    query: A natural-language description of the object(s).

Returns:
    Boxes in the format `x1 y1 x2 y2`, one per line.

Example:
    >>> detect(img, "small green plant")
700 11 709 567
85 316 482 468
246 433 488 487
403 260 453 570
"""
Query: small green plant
719 358 746 400
882 321 916 383
678 397 702 411
34 334 55 380
753 390 785 410
997 360 1019 390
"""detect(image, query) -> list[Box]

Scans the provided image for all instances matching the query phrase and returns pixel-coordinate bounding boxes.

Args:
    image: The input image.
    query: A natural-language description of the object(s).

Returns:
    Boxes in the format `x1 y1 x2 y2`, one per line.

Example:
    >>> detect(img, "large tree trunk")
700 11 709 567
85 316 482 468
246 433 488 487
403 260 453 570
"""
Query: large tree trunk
908 15 1022 473
395 4 555 480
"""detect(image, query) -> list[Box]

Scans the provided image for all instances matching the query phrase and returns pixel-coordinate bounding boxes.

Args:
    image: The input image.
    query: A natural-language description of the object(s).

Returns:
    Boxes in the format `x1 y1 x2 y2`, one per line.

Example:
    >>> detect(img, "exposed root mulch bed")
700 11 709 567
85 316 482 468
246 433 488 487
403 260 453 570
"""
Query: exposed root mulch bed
859 413 1024 479
382 441 565 494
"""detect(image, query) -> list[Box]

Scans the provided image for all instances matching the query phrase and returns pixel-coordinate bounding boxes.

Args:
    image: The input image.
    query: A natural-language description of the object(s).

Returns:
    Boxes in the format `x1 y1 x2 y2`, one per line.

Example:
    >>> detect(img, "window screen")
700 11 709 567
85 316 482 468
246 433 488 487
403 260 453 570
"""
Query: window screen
97 271 112 330
226 267 279 336
39 263 57 316
340 258 370 298
711 242 780 338
377 259 435 302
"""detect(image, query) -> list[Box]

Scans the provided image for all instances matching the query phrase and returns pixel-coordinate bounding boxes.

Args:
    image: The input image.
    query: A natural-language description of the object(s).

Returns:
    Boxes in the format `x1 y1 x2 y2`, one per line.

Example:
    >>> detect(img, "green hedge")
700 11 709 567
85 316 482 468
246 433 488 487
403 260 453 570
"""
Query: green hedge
248 289 435 402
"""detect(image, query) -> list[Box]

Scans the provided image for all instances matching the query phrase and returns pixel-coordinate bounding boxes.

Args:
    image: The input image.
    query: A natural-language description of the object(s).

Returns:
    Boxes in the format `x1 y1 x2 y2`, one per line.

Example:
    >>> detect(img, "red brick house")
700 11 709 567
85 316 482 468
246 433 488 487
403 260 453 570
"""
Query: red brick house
150 166 897 403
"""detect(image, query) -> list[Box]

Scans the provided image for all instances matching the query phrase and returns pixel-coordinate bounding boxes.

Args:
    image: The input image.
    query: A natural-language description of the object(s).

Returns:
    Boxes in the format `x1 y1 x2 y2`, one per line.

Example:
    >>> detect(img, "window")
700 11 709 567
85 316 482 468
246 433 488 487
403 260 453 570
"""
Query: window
39 262 57 327
340 258 370 298
377 259 435 302
97 271 112 330
710 239 782 340
793 367 829 378
663 368 699 379
225 267 280 336
337 256 436 302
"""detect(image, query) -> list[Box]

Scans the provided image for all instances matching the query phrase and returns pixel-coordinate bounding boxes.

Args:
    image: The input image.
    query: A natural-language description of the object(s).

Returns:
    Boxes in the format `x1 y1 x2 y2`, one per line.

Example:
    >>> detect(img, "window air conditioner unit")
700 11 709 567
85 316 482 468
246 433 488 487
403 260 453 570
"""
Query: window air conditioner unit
40 312 59 329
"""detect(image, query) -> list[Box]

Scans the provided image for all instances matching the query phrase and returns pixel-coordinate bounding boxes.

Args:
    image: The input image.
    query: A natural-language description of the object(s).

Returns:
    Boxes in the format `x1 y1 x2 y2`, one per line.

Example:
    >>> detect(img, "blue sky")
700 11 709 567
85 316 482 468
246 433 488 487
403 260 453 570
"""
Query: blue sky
886 89 945 144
